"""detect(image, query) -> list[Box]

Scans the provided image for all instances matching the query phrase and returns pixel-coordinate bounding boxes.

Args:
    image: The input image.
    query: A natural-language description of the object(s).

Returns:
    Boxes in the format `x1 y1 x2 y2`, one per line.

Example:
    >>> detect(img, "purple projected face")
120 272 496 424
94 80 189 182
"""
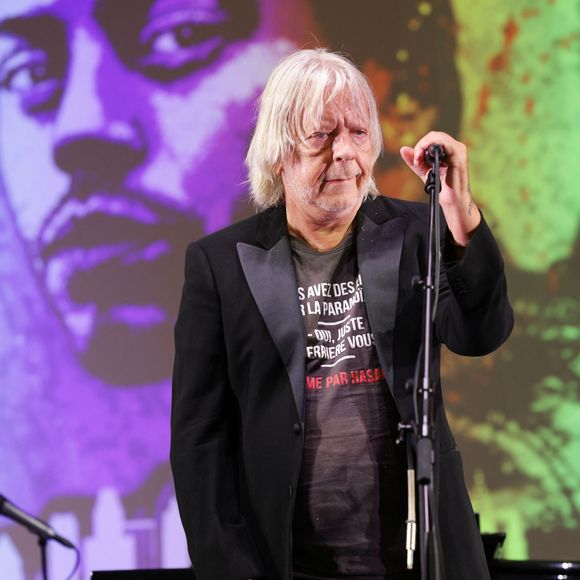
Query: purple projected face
0 0 304 385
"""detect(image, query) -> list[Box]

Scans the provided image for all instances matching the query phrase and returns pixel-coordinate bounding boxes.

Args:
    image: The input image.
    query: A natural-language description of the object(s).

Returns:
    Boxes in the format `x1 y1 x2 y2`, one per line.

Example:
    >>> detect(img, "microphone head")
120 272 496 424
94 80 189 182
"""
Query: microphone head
424 144 446 165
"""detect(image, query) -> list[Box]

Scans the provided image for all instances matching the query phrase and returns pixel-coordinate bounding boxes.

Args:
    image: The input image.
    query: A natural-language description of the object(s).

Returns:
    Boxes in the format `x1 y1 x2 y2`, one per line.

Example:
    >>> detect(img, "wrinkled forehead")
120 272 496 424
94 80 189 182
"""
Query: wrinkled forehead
297 86 373 137
322 92 370 125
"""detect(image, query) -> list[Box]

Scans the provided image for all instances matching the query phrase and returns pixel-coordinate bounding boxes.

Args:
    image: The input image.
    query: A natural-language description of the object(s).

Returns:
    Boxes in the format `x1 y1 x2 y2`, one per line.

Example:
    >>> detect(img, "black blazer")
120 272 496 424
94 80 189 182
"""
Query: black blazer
171 196 514 580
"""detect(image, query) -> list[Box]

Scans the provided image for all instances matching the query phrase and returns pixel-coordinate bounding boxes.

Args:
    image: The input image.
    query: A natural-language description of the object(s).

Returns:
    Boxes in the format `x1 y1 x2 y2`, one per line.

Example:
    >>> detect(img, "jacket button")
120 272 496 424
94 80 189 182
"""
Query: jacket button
293 423 301 435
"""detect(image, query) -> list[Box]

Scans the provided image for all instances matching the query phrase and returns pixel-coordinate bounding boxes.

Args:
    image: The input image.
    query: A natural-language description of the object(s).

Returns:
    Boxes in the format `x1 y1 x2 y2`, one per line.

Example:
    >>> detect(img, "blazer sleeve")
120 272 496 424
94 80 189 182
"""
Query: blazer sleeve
170 241 265 580
434 215 514 355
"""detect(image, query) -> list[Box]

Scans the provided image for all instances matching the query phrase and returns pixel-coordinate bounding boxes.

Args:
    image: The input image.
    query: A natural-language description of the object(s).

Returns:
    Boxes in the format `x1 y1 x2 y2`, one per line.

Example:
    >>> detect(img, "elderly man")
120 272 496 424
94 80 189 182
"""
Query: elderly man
171 49 513 580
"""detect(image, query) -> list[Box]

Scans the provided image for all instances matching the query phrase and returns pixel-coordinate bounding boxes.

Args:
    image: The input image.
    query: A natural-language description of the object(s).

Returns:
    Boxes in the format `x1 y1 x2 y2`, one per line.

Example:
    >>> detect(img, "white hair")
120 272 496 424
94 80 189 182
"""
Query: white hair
245 48 383 209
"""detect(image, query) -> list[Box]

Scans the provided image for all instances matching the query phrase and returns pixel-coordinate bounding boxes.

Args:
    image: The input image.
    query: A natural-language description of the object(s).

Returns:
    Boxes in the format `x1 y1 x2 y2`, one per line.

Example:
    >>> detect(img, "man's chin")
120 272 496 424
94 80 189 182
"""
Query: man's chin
311 194 363 217
78 320 173 386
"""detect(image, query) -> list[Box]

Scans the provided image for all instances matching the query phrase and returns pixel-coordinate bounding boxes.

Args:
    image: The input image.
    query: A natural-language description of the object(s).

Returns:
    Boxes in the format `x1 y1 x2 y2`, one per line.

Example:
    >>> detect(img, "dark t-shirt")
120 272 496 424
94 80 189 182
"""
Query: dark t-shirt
290 234 411 579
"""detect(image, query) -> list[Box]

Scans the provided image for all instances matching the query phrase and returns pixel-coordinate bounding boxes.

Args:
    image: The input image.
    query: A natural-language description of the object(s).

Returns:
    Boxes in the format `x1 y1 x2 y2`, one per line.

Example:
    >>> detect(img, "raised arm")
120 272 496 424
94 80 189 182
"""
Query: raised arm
400 132 513 355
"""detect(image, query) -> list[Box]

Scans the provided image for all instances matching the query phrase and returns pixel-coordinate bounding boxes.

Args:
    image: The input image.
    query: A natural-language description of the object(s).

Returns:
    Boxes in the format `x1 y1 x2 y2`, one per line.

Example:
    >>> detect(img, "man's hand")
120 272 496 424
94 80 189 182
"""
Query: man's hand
400 131 481 246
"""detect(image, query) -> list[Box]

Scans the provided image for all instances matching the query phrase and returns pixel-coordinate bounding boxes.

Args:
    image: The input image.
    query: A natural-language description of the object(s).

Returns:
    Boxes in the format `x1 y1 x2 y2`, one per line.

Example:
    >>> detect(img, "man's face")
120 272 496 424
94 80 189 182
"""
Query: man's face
0 0 304 383
281 97 375 228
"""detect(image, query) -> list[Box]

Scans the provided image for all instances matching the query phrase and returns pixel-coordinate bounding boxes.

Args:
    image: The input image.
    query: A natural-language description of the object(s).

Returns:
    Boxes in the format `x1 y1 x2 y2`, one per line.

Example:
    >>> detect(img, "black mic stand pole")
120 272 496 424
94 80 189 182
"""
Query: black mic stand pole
412 143 445 580
39 535 49 580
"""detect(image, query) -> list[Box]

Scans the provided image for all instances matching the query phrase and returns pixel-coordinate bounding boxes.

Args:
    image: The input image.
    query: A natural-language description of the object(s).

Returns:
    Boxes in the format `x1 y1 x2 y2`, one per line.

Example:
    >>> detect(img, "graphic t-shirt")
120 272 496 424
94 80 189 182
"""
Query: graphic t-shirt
290 234 409 579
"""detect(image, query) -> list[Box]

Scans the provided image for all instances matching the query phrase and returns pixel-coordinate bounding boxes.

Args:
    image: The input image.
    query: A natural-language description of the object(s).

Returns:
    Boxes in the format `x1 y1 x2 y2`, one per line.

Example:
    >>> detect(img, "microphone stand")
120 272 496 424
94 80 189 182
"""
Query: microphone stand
39 536 48 580
1 493 77 580
399 144 445 580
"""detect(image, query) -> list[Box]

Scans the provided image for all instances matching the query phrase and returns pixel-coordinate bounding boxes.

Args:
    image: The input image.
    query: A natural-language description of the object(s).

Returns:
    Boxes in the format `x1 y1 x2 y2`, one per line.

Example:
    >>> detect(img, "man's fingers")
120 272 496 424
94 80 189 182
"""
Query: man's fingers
411 131 467 168
400 146 415 167
400 146 426 178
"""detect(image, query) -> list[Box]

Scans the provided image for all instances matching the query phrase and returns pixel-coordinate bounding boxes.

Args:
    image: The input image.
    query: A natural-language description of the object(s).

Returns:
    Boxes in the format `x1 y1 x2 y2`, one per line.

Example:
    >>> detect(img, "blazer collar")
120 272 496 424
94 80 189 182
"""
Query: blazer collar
356 200 407 394
237 227 306 423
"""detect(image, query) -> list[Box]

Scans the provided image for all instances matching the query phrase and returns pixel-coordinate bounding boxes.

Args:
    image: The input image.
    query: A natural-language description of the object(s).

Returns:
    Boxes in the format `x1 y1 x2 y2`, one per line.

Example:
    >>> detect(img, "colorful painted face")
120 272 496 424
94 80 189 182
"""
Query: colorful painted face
0 0 304 384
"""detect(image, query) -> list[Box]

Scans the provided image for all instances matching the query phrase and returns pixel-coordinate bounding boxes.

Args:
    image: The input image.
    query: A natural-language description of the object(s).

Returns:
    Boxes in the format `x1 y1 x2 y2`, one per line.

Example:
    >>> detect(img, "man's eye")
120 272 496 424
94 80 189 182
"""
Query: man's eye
309 132 328 141
0 49 62 113
138 9 228 76
150 24 198 53
1 50 49 91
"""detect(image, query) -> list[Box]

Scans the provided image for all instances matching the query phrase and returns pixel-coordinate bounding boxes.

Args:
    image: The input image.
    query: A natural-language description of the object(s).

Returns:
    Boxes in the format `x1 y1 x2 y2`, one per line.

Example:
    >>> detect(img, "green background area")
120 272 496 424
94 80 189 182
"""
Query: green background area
446 0 580 559
453 0 580 272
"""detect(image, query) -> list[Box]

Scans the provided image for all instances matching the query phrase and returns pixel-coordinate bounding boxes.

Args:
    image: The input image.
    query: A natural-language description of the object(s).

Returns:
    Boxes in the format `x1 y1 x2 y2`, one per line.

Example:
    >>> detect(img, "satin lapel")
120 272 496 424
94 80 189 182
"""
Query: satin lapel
237 238 306 423
357 212 407 394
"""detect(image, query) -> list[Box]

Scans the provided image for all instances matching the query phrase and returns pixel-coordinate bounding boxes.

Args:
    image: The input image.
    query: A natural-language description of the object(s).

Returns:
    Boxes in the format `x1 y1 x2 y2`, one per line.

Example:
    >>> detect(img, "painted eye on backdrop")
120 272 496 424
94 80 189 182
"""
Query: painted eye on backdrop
0 48 62 114
138 8 228 79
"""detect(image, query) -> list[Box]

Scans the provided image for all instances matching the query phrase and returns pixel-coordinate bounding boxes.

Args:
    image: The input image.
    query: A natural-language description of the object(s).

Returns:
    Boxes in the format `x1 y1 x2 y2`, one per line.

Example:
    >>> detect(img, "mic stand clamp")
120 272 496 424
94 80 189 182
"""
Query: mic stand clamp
397 421 417 570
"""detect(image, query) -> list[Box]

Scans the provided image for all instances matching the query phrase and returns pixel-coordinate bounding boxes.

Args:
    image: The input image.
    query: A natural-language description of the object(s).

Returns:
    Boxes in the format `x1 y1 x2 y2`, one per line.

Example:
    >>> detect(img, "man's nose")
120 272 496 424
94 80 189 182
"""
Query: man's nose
332 132 355 162
53 27 144 176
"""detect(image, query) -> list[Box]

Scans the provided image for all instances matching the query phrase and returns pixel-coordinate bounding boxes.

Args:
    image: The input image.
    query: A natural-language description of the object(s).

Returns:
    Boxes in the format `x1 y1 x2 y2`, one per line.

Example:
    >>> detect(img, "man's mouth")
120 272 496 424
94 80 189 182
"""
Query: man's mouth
32 189 204 384
36 192 198 345
323 173 360 183
40 210 172 286
39 194 160 254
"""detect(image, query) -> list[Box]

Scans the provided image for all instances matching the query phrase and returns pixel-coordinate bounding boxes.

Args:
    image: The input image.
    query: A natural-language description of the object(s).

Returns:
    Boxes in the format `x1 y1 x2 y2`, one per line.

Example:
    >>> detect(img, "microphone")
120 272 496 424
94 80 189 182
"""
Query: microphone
0 494 74 548
424 143 445 166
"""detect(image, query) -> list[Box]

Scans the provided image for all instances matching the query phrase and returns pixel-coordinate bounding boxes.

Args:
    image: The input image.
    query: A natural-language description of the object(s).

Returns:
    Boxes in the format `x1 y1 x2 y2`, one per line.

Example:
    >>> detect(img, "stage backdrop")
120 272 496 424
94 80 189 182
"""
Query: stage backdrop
0 0 578 577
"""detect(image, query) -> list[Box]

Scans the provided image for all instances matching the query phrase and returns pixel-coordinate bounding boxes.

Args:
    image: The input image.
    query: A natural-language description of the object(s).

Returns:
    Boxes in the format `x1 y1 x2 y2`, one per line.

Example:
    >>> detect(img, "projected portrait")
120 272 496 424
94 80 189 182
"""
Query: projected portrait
0 0 310 385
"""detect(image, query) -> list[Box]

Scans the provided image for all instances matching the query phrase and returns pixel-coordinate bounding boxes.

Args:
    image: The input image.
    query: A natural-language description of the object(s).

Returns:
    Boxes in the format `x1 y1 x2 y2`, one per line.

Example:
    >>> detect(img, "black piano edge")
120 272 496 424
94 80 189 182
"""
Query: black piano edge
91 559 580 579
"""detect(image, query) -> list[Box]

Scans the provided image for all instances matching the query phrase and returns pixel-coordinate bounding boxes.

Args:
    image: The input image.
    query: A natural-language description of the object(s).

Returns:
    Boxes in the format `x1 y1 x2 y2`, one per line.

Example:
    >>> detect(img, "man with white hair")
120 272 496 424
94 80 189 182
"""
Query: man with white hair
171 48 513 580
